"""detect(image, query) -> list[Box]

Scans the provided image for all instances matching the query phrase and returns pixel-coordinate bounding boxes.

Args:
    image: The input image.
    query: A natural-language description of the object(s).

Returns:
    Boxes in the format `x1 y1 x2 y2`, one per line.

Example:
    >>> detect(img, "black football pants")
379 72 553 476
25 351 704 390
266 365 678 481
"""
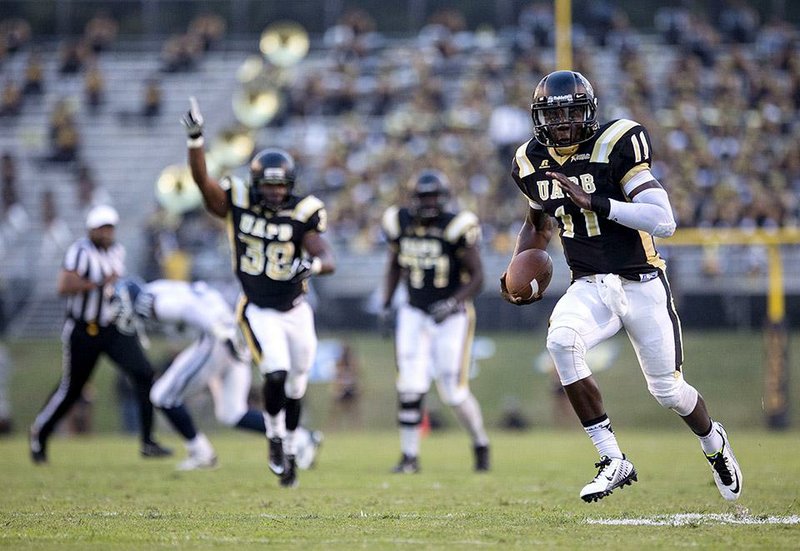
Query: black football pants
32 320 156 445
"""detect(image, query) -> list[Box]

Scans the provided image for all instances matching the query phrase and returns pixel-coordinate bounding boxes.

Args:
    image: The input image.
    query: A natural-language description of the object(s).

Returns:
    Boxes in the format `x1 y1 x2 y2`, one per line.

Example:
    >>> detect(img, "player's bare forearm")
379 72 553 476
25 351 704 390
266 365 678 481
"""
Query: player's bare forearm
302 232 336 275
453 246 484 303
382 252 401 307
187 147 228 217
513 208 552 255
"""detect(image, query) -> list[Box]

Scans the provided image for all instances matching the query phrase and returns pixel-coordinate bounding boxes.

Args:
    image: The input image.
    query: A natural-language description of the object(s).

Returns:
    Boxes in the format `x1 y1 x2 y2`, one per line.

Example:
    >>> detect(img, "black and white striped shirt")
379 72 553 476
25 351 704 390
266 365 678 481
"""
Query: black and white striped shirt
62 237 126 326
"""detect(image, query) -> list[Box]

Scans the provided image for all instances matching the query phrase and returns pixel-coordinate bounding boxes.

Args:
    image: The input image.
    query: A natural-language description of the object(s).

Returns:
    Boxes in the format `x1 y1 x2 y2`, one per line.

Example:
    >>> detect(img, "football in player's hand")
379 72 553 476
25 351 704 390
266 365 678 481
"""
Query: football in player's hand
505 249 553 301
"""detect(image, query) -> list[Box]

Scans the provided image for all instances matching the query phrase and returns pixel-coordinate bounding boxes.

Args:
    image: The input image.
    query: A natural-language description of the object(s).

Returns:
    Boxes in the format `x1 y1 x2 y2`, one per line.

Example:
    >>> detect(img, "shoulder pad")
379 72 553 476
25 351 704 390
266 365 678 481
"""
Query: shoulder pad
514 139 536 178
444 210 480 244
226 175 250 208
292 195 325 223
381 205 401 240
590 119 641 164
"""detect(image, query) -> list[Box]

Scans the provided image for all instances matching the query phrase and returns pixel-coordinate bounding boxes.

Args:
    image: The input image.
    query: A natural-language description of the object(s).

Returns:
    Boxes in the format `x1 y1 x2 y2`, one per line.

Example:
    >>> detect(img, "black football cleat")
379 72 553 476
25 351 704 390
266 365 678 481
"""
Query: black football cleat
30 429 47 464
280 455 298 488
474 444 490 472
391 454 420 474
268 437 285 476
141 440 173 458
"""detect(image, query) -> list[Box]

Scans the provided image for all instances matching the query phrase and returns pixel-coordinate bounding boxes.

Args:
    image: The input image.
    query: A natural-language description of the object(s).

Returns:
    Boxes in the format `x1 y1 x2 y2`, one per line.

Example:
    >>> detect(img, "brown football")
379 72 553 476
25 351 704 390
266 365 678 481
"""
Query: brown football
504 249 553 301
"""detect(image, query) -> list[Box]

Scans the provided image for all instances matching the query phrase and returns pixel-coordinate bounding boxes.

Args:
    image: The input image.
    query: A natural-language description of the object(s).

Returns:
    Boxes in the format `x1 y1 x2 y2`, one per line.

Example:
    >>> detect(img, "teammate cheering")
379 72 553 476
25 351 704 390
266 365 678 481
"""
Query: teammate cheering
381 170 490 474
181 98 335 488
504 70 742 502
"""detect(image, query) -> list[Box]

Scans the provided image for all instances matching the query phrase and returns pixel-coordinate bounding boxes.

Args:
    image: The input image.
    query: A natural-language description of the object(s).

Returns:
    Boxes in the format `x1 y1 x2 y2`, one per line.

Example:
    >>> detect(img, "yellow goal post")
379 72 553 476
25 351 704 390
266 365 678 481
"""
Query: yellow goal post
659 228 800 429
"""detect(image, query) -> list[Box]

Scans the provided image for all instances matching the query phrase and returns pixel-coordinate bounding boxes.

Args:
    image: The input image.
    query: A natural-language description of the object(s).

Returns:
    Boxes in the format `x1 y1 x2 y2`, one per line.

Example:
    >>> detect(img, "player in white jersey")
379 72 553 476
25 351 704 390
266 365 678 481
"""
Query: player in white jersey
126 279 321 471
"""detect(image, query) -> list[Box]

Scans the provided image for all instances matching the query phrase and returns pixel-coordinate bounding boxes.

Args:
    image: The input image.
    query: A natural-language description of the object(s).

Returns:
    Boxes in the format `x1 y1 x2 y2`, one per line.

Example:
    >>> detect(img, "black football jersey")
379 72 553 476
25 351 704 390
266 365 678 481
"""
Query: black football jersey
512 118 666 280
382 206 481 312
222 176 327 311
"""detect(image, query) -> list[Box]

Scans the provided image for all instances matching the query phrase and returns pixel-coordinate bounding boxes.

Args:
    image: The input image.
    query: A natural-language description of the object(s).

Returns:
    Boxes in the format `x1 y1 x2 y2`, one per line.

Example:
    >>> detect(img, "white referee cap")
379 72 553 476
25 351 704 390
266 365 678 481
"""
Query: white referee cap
86 205 119 229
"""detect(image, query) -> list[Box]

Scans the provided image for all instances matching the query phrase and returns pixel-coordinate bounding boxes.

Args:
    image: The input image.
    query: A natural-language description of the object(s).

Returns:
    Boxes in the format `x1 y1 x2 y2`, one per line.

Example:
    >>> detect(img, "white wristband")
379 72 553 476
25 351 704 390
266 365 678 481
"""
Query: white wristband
310 257 323 275
187 136 205 148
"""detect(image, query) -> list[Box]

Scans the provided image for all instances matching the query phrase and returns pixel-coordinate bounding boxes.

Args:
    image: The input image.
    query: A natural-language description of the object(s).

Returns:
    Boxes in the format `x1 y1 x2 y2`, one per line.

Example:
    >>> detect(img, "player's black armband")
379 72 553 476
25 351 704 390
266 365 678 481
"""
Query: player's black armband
590 195 611 218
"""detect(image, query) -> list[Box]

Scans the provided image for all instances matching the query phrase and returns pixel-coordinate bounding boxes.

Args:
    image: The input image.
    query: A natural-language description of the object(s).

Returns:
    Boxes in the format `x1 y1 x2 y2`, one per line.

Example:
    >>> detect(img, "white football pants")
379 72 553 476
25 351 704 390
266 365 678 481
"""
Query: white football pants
395 303 475 406
237 297 317 400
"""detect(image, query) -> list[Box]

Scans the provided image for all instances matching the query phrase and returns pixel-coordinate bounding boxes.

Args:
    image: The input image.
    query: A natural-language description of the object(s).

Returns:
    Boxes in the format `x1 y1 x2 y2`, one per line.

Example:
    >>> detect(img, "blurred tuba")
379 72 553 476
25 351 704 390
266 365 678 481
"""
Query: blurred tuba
259 21 309 67
155 164 203 215
236 55 266 85
232 86 281 129
209 126 255 168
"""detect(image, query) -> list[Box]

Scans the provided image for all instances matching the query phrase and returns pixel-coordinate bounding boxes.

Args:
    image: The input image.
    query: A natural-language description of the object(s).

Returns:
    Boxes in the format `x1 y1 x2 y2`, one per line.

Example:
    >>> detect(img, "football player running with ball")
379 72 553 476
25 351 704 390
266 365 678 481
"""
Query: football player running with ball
381 170 490 474
181 98 335 488
503 71 742 502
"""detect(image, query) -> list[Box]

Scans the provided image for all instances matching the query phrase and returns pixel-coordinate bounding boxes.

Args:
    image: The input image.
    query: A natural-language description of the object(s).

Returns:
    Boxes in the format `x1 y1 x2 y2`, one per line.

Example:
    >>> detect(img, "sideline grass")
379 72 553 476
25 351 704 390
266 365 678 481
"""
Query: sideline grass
8 330 800 434
1 430 798 549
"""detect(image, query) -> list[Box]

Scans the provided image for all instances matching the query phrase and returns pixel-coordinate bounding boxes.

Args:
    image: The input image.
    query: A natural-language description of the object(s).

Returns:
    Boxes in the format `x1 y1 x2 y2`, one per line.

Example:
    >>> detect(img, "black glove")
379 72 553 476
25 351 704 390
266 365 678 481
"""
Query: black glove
500 273 540 306
429 297 461 324
180 96 204 139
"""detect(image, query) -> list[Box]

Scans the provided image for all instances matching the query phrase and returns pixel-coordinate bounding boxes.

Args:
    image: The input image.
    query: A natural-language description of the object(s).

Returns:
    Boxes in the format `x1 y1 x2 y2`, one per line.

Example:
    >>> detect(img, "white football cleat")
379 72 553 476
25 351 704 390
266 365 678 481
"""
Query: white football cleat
705 422 742 501
177 434 217 471
580 455 638 503
177 451 218 471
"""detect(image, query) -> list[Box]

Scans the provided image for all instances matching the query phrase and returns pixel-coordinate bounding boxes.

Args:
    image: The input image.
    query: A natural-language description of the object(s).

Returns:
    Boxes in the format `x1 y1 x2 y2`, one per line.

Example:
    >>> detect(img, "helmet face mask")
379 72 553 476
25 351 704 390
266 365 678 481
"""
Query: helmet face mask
531 70 599 148
249 148 296 209
410 170 450 221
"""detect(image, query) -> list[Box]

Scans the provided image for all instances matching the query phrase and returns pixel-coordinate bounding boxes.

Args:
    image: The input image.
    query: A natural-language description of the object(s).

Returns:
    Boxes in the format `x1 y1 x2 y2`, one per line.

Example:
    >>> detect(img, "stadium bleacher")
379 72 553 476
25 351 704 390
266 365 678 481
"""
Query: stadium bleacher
2 4 800 335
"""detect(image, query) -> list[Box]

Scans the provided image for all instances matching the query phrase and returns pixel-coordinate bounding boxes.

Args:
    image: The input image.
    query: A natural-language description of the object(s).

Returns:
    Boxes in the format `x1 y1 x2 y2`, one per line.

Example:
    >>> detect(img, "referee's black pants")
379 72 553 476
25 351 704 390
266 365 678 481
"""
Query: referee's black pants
32 320 156 446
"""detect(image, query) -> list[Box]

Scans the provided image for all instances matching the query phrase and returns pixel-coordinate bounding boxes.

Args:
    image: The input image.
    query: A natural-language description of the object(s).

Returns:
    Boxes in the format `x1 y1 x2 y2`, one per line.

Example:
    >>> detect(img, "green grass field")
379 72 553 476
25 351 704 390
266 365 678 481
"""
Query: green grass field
1 431 798 549
1 331 799 548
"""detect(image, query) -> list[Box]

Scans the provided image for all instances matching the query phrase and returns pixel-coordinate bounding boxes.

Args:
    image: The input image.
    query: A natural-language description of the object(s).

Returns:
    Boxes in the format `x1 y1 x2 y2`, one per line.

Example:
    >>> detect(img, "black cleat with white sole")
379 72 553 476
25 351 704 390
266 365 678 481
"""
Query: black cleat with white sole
268 437 285 476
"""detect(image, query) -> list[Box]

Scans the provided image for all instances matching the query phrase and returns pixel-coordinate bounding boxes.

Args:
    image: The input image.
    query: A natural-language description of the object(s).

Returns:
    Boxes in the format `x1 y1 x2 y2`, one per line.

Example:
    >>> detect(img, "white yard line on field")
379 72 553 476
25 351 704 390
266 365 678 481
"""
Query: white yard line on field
585 513 800 526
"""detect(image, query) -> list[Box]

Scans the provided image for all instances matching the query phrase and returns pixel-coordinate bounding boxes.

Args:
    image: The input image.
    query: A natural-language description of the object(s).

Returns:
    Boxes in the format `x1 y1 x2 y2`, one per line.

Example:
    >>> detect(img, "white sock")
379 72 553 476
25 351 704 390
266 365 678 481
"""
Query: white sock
452 393 489 447
583 415 623 459
265 410 286 440
400 426 420 457
284 429 297 456
698 421 724 455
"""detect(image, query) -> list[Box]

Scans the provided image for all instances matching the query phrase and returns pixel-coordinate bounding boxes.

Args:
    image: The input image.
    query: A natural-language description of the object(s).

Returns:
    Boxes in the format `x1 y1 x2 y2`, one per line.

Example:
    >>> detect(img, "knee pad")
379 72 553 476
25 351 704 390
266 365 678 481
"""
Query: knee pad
215 403 247 427
265 370 287 387
436 379 468 407
285 371 309 400
262 370 288 416
149 378 170 409
397 393 424 427
648 375 698 416
546 325 591 385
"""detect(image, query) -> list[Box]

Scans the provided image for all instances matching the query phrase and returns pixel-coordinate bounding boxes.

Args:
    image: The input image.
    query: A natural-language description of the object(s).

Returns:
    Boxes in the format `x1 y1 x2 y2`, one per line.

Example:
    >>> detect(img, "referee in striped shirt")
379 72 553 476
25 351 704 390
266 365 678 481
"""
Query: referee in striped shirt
30 205 171 463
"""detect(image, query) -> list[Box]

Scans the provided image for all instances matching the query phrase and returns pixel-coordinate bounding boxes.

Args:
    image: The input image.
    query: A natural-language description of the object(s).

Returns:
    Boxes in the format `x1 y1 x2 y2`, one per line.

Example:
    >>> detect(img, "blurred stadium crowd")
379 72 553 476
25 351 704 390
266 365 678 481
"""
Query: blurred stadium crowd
0 2 799 286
